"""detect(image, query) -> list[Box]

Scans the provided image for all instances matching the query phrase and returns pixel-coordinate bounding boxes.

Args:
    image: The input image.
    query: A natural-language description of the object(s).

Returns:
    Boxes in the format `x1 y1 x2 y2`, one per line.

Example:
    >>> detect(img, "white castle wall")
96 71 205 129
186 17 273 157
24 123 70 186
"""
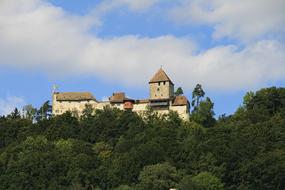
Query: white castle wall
52 94 190 121
52 68 190 120
170 105 190 120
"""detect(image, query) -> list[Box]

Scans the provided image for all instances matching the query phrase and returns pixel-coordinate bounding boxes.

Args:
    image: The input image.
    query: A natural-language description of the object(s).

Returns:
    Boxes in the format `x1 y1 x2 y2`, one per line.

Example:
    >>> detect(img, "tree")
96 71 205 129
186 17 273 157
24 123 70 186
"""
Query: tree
245 87 285 116
81 104 94 119
36 101 52 121
7 108 21 119
22 104 37 121
178 175 194 190
243 91 254 107
136 163 181 190
192 84 205 109
191 97 215 127
114 185 132 190
0 86 285 190
184 172 224 190
175 87 184 96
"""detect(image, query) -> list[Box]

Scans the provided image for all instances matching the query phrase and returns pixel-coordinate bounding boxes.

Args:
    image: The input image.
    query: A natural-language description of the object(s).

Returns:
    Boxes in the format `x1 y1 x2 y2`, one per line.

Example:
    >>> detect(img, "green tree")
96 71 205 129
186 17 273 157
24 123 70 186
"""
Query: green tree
243 91 254 107
7 108 21 119
178 175 194 190
81 104 94 119
114 185 132 190
175 87 184 96
36 101 52 121
136 163 180 190
188 172 224 190
245 87 285 116
192 84 205 109
0 86 285 190
191 97 215 127
22 104 37 121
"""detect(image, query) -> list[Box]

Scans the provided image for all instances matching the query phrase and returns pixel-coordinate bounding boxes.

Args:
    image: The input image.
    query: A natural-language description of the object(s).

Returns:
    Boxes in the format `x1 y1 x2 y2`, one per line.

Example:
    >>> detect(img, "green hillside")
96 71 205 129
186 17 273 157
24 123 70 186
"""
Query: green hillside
0 87 284 190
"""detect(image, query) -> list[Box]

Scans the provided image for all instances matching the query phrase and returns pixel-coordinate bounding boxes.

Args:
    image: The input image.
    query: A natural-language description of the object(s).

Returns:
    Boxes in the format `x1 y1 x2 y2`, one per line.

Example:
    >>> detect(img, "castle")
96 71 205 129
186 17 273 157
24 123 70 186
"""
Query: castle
52 68 190 120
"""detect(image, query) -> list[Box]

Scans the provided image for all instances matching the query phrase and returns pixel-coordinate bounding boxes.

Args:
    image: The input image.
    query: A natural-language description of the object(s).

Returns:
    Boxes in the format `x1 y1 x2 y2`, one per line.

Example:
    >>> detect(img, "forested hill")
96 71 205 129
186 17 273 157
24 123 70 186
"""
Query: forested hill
0 87 284 190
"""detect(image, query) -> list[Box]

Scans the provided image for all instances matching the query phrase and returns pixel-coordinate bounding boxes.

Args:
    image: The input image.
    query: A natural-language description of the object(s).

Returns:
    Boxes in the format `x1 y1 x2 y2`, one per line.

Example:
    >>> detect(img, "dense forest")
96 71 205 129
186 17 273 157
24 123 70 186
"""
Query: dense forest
0 86 284 190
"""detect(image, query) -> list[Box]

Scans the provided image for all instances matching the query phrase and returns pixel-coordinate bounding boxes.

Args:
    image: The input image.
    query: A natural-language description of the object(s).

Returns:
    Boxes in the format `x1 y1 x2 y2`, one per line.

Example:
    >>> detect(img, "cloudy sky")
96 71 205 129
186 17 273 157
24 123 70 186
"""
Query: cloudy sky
0 0 284 116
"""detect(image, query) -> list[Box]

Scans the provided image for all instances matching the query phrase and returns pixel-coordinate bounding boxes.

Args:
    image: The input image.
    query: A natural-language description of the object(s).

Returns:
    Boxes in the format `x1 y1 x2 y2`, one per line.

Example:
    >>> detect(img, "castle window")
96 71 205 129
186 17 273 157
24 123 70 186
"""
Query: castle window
157 88 160 91
158 82 161 86
163 81 166 85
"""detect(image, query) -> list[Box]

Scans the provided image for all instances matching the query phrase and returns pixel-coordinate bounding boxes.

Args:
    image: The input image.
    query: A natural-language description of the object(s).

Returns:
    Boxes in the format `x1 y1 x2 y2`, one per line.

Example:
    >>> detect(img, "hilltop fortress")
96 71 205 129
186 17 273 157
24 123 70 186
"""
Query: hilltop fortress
52 68 190 120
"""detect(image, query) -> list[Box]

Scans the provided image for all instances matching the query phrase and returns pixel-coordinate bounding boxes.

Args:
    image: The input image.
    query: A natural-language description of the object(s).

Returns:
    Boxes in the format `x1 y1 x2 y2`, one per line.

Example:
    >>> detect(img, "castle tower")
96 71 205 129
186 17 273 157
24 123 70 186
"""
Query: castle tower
149 68 174 100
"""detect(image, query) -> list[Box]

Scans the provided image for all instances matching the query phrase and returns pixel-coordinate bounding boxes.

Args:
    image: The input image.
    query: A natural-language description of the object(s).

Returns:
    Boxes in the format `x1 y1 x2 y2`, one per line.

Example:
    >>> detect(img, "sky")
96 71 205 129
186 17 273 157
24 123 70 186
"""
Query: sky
0 0 285 116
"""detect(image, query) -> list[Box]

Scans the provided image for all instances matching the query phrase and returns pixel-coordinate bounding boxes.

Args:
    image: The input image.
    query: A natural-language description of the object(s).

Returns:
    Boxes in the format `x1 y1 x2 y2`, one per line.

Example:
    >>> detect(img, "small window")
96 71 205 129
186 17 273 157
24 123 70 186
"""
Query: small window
163 81 166 85
158 82 161 86
157 88 160 91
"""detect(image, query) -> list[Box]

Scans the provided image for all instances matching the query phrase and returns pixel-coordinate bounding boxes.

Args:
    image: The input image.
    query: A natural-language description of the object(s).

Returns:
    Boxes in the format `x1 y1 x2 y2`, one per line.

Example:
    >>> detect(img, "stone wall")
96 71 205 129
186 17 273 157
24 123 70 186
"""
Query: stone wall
149 81 174 99
52 93 190 120
170 105 190 120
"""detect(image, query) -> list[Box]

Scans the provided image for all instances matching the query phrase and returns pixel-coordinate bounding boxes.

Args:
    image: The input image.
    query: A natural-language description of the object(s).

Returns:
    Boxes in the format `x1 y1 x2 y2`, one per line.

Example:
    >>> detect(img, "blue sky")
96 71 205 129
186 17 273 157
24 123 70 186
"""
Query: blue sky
0 0 285 116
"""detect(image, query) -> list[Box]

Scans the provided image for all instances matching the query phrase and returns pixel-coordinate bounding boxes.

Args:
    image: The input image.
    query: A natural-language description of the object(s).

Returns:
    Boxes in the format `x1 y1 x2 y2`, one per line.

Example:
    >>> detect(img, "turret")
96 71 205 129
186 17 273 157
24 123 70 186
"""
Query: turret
149 68 174 100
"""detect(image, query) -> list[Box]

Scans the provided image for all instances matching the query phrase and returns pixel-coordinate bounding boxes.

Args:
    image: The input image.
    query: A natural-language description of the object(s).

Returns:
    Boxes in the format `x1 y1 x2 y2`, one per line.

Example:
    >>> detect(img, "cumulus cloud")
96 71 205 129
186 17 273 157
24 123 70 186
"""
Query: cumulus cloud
169 0 285 42
0 96 26 116
0 0 284 92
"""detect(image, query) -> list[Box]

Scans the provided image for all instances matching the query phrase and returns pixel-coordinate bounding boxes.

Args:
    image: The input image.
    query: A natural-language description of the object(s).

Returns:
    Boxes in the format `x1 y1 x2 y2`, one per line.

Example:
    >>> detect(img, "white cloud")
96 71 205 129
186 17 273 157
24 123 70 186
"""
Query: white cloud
0 0 284 93
90 0 161 26
94 0 160 13
169 0 285 42
0 96 26 116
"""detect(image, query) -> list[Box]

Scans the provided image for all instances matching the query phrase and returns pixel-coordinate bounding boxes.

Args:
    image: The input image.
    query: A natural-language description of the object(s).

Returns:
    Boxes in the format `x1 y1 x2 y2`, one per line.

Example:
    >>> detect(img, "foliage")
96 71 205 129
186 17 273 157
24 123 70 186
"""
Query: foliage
0 87 284 190
179 172 224 190
136 163 181 190
175 87 184 96
6 108 21 120
36 101 52 122
192 84 205 109
190 172 224 190
22 104 37 121
191 97 216 128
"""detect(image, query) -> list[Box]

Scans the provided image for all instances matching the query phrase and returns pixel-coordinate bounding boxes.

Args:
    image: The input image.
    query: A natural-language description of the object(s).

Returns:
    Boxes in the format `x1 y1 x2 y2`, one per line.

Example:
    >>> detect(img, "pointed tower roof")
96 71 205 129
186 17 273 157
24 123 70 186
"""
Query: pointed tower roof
149 68 174 85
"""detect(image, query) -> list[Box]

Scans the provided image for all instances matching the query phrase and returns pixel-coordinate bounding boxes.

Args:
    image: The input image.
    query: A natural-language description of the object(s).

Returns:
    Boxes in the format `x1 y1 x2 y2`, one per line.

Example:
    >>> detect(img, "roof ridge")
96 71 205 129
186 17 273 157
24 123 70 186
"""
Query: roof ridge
56 92 96 101
149 68 173 84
